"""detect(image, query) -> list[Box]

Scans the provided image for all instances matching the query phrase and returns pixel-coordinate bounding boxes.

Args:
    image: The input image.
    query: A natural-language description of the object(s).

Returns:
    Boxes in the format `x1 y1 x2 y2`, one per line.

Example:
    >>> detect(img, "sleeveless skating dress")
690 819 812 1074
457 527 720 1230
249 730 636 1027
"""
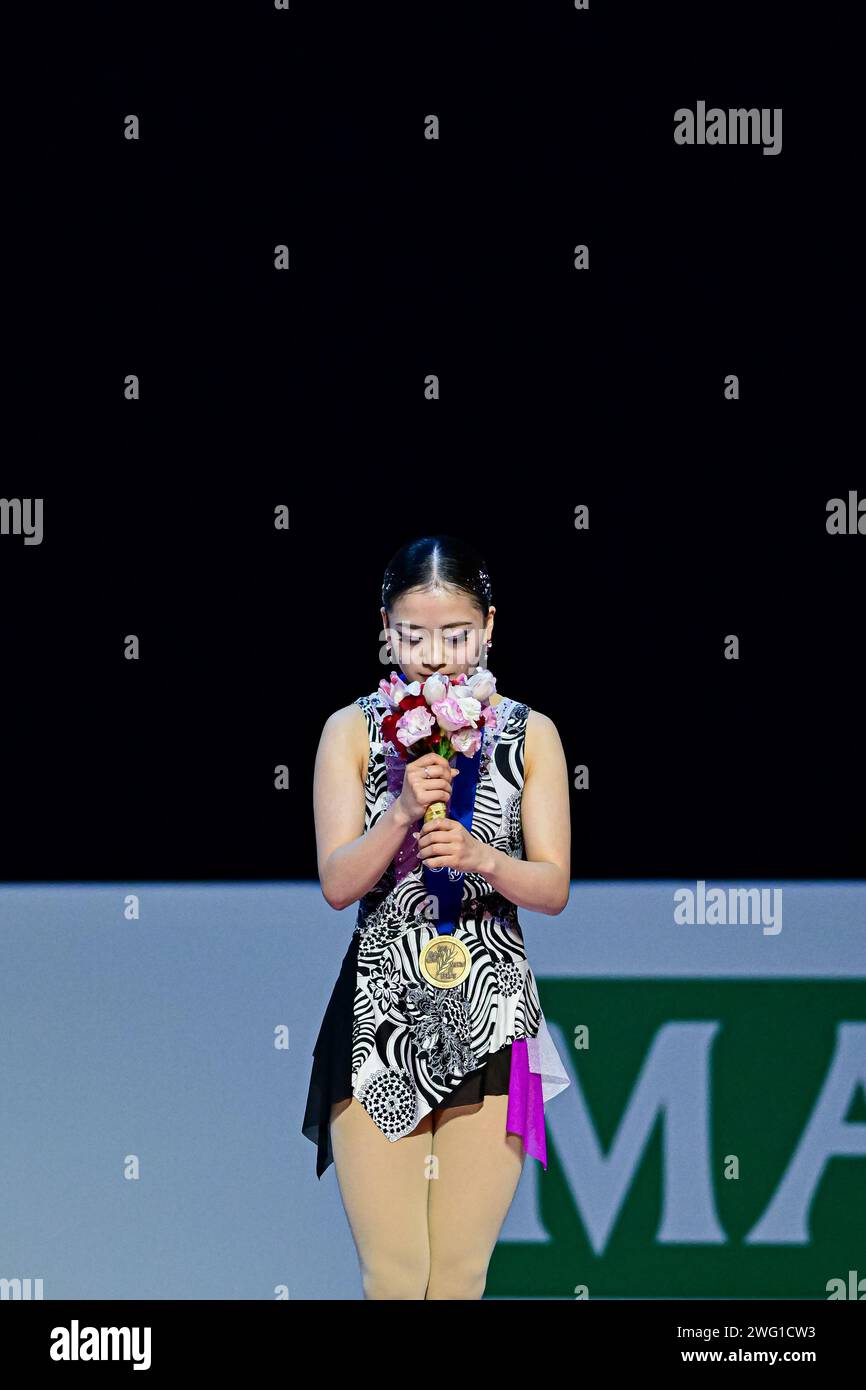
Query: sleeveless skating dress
301 688 571 1178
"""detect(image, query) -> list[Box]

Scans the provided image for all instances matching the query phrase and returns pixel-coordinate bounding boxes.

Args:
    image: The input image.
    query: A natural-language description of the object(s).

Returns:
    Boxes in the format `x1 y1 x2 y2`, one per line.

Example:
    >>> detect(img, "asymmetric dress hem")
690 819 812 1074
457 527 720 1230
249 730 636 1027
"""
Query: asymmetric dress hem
301 686 570 1177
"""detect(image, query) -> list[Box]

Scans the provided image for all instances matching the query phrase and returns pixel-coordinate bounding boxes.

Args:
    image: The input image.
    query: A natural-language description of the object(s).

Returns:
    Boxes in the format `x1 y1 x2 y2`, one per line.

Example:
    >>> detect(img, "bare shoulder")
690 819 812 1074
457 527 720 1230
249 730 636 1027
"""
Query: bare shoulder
523 707 564 776
322 701 369 740
524 708 561 739
320 701 370 779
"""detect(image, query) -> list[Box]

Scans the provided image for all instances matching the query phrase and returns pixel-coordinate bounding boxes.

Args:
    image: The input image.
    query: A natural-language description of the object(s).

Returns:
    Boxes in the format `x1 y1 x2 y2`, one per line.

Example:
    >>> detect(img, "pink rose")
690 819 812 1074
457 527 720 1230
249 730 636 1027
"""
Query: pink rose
431 695 473 733
379 673 420 709
451 724 483 756
396 703 436 748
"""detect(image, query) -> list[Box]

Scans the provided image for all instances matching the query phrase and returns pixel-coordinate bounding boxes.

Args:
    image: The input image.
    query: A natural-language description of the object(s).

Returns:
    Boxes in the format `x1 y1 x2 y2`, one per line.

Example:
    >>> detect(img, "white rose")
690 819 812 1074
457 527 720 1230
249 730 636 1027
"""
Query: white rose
422 674 449 704
451 692 482 724
467 668 496 702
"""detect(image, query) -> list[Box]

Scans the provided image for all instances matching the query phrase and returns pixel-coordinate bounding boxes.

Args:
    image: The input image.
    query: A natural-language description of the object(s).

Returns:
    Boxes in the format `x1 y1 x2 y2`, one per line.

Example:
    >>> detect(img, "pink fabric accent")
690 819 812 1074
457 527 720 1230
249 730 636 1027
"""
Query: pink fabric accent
506 1038 548 1169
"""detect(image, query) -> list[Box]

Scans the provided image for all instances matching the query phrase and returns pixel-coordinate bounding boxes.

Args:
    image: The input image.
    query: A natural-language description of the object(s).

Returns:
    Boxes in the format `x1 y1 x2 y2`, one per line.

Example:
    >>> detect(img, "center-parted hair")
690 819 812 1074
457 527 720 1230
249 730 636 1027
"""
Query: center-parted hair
381 534 494 619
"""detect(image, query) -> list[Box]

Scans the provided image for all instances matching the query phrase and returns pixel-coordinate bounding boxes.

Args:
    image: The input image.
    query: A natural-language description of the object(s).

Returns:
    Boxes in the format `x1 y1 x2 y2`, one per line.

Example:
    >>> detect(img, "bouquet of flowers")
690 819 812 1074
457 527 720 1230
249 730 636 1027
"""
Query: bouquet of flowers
377 668 499 824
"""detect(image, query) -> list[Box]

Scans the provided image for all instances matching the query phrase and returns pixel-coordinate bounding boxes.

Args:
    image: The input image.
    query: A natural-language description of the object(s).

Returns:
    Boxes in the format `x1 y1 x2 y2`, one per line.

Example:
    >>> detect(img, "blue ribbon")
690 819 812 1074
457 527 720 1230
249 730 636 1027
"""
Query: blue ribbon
396 669 483 936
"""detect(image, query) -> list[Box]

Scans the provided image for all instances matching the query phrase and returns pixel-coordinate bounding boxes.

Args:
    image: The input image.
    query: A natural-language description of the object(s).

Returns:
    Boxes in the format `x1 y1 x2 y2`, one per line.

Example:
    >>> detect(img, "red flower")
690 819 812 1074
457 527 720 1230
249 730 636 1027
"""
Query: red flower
381 692 434 758
381 710 406 752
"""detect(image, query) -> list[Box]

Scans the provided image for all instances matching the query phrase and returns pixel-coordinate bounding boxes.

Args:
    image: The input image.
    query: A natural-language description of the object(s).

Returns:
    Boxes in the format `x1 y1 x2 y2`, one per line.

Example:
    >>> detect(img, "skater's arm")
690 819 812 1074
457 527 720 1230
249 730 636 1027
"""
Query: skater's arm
314 705 410 910
477 710 571 915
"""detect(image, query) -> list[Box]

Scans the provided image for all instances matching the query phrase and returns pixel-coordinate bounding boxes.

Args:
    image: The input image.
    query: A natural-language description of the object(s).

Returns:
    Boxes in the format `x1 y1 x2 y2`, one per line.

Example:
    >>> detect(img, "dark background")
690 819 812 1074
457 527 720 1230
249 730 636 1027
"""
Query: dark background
4 0 863 880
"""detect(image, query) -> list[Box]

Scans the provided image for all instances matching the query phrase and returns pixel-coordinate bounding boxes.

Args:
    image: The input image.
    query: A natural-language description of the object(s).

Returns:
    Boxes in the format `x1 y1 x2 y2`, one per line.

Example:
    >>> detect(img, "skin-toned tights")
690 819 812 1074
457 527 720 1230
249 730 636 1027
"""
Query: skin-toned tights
329 1094 526 1299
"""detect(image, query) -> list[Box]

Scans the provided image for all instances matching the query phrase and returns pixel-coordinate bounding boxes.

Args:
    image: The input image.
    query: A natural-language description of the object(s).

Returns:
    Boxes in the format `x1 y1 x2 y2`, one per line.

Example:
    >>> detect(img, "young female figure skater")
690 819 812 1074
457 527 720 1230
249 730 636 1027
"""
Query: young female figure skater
302 534 571 1299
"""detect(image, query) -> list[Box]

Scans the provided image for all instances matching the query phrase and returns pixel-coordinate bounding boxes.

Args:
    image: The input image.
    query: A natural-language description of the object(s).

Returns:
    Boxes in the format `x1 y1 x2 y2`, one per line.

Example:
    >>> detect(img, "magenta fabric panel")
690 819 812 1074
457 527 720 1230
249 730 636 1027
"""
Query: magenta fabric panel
506 1037 548 1170
385 748 421 883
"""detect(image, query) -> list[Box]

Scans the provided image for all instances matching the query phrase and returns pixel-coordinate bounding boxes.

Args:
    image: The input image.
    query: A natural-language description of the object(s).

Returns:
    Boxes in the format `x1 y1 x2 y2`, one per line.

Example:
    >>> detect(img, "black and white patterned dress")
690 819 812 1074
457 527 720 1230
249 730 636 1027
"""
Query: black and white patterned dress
302 688 569 1177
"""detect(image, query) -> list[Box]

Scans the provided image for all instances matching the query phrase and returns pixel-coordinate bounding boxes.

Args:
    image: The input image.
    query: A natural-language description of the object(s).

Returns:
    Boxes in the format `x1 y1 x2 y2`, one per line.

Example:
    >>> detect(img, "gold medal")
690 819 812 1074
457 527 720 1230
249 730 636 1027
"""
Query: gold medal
419 933 472 989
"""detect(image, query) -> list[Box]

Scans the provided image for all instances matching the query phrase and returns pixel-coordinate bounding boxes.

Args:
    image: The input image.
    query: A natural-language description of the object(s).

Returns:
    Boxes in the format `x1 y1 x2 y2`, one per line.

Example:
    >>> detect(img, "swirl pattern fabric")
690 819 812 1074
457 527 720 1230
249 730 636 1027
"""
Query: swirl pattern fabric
344 688 571 1163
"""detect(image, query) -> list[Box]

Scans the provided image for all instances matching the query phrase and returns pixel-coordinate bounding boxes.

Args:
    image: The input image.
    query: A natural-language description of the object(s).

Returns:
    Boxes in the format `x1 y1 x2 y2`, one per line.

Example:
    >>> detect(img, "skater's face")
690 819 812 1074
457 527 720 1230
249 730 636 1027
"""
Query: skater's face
381 588 494 684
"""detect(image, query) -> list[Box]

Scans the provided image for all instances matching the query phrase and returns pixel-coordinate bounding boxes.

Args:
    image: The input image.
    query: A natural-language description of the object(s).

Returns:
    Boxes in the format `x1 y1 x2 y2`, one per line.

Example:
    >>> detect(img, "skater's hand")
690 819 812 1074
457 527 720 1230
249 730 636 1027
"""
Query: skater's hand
396 752 459 826
415 815 483 874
